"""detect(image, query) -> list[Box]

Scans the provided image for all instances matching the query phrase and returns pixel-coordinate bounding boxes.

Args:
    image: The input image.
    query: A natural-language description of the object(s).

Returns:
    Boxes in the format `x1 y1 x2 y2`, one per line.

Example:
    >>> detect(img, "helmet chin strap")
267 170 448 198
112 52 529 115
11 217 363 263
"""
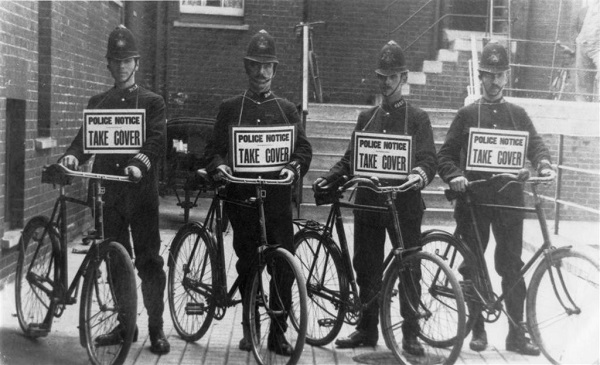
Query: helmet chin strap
382 77 404 99
115 59 138 88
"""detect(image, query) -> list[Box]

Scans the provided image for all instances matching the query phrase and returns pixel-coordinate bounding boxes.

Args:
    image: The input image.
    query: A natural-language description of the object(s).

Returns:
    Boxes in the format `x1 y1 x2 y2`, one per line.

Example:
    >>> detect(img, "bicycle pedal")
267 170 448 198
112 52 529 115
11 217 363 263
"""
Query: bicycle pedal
317 318 335 328
72 246 89 254
185 302 206 315
27 323 51 337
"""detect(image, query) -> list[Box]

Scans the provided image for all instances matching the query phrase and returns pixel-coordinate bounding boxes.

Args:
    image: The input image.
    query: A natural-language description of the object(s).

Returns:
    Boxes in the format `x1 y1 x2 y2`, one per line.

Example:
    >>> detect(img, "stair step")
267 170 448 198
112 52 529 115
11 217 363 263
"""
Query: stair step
408 72 426 85
437 49 459 63
423 60 443 74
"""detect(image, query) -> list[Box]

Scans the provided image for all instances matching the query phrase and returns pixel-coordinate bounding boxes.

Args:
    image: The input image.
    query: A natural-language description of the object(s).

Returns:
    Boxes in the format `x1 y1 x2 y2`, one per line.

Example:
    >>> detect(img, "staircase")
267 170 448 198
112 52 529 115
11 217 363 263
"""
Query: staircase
298 103 456 225
298 30 495 224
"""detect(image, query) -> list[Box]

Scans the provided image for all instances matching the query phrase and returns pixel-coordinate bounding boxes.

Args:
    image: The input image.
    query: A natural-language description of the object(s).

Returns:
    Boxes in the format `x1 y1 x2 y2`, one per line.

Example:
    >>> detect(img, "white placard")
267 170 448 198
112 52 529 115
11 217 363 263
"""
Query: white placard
353 132 413 180
83 109 146 154
466 128 529 173
230 125 296 173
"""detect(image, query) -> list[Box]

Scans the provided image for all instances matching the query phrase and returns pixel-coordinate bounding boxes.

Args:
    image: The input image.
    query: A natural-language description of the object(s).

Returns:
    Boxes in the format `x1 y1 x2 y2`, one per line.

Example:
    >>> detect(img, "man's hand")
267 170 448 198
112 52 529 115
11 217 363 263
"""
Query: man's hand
214 164 232 181
125 165 142 182
449 176 468 192
312 177 328 192
280 161 301 182
59 155 79 170
399 173 424 190
538 167 556 179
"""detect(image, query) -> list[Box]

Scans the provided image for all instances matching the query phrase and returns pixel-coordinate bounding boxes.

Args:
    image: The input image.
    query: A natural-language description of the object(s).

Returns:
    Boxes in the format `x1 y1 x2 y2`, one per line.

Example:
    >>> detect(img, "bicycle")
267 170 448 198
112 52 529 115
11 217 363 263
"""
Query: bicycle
167 168 307 365
295 21 325 103
550 41 576 100
15 163 138 365
420 171 599 364
293 176 466 365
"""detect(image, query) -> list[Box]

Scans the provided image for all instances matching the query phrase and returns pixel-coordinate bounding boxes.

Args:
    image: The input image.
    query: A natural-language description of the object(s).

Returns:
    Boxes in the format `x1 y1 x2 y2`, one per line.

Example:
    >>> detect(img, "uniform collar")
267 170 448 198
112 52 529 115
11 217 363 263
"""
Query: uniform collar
479 96 505 104
382 97 405 112
247 89 272 100
114 84 138 94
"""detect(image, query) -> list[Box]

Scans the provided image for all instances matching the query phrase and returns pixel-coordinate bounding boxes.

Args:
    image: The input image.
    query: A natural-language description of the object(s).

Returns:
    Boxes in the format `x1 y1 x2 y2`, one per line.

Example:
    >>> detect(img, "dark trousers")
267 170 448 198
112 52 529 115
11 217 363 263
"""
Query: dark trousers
225 184 295 332
353 214 423 336
455 201 526 333
104 200 166 329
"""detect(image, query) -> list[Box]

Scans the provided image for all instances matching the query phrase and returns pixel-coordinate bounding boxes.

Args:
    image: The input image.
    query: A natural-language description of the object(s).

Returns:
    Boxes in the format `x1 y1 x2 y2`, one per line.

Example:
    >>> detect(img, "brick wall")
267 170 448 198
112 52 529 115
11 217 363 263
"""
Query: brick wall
163 0 439 120
0 0 123 286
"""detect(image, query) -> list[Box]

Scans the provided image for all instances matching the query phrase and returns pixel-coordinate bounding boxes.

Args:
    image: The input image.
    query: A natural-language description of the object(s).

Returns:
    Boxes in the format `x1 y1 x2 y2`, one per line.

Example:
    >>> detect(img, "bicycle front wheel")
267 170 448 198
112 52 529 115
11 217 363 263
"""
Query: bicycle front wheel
293 229 347 346
80 241 137 365
15 216 59 337
168 223 217 342
421 231 480 336
381 251 465 365
246 247 307 365
527 247 599 364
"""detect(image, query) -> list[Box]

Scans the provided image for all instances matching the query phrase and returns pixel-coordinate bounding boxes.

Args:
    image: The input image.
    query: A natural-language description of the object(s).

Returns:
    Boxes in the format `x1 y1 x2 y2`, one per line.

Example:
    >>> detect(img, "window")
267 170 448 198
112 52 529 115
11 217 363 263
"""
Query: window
180 0 244 17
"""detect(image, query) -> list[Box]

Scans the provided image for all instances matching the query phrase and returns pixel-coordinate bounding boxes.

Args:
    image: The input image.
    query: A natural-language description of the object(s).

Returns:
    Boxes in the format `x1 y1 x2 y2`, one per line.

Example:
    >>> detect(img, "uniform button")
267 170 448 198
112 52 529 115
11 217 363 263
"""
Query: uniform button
257 119 261 124
383 130 387 133
116 164 120 168
121 98 125 102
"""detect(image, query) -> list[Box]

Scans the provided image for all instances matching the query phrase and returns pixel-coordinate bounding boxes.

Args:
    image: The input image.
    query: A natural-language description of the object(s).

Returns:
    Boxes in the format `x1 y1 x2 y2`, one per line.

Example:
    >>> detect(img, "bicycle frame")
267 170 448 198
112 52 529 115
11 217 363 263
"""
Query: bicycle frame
179 171 294 315
460 178 571 322
301 180 420 316
27 168 130 323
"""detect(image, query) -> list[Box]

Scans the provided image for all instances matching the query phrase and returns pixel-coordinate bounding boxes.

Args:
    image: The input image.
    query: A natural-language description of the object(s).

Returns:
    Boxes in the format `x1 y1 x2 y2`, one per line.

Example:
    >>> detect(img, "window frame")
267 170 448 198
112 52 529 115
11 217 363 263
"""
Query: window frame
179 0 244 17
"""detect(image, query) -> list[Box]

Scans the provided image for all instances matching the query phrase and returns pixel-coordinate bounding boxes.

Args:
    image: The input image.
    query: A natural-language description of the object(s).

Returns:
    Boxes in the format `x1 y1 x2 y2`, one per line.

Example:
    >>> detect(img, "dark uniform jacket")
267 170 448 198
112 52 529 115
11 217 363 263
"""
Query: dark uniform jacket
206 90 312 182
64 84 166 207
324 99 437 220
437 98 551 205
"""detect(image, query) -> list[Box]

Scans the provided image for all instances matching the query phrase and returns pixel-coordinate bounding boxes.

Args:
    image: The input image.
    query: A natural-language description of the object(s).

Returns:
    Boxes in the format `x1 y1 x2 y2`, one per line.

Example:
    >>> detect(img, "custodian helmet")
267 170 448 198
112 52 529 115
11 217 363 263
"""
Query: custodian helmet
244 29 279 64
478 41 509 73
106 25 140 60
375 40 407 76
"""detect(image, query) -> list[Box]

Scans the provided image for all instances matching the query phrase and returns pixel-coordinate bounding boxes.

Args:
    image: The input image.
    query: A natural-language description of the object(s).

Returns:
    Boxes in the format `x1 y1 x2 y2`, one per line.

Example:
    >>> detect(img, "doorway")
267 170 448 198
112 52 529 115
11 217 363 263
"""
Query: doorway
5 99 26 230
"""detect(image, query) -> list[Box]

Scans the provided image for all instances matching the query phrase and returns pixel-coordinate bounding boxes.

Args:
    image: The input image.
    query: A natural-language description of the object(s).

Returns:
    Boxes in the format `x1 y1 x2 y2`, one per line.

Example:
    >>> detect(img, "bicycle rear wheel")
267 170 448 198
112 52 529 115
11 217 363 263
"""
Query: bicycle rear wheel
246 247 307 365
293 229 347 346
168 223 217 342
381 251 465 365
15 216 59 337
527 247 599 364
80 241 137 365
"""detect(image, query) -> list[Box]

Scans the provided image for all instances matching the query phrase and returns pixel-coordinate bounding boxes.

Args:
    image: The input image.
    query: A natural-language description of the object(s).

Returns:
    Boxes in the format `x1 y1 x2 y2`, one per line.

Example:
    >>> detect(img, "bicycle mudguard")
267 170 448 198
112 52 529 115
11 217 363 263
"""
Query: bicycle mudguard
167 221 214 268
292 219 325 233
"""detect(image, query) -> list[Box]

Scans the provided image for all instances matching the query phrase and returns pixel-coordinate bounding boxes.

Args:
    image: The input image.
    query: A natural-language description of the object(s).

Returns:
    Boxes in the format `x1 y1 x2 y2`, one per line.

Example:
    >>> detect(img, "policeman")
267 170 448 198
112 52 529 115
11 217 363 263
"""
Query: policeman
203 29 312 356
438 41 554 355
60 25 170 354
313 40 437 355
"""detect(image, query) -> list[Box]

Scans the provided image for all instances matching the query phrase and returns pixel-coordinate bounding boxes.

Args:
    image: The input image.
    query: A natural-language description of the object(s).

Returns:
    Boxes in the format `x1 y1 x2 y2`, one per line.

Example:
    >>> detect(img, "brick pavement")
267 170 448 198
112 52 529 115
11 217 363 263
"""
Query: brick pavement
0 195 597 365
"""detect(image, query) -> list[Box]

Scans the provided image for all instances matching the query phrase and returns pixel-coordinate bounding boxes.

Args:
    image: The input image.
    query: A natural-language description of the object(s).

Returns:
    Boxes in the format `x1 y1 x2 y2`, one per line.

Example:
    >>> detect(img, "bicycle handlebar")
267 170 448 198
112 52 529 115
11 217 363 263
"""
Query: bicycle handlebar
444 169 555 201
216 167 294 186
339 175 420 194
46 163 132 183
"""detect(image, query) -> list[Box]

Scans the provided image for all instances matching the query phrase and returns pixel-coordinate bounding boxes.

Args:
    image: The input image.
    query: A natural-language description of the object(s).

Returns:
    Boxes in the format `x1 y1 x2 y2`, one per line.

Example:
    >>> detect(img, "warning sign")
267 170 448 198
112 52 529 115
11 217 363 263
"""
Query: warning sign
230 125 296 173
466 128 529 173
83 109 146 154
353 132 413 179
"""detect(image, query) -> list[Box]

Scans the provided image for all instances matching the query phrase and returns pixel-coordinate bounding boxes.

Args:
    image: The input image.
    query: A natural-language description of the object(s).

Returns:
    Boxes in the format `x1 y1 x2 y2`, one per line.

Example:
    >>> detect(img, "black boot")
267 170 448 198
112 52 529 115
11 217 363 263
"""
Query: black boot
95 324 138 347
469 316 487 352
239 322 252 351
267 331 293 356
149 326 170 354
506 323 539 356
335 329 379 348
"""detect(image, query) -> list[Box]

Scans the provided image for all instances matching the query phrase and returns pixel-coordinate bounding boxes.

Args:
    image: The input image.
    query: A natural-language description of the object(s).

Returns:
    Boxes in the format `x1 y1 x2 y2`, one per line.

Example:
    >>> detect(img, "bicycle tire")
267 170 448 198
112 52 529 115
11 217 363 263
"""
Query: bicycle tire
380 251 465 365
526 247 599 365
293 229 347 346
79 241 137 365
168 222 217 341
246 247 307 365
308 50 324 103
15 216 60 337
420 231 480 336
